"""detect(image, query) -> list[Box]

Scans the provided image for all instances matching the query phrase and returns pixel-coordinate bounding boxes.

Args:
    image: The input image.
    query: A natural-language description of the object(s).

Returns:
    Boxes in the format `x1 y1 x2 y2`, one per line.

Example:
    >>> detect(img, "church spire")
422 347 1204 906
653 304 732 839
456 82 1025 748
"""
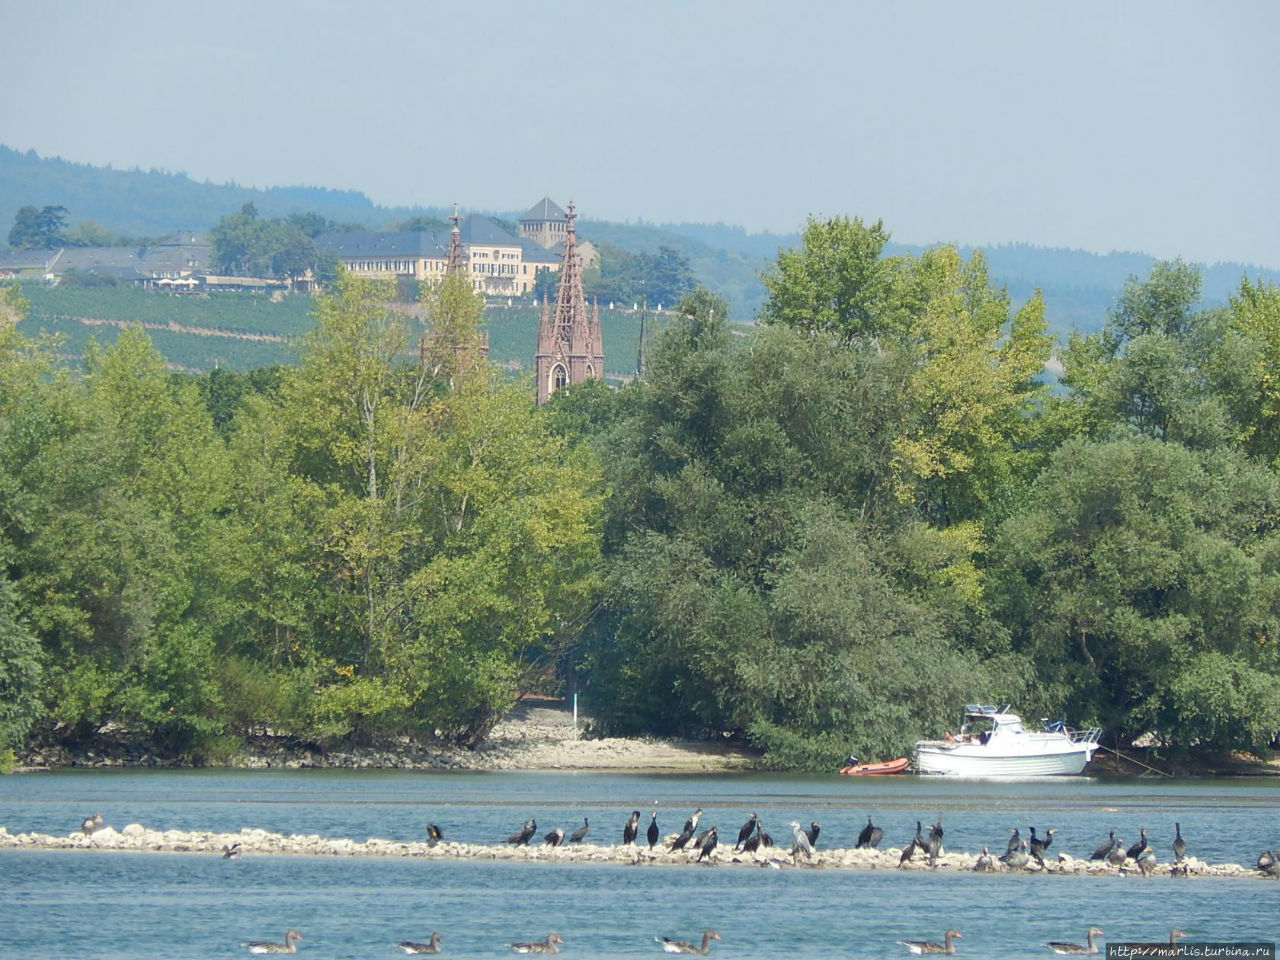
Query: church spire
534 200 604 404
446 201 466 275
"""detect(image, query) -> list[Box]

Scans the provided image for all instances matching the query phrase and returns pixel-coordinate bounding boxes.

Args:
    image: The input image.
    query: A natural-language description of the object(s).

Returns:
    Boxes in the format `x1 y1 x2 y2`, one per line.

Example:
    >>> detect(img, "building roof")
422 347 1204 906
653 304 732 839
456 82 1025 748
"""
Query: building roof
0 239 211 277
458 214 522 248
315 231 449 258
520 197 566 223
520 237 562 264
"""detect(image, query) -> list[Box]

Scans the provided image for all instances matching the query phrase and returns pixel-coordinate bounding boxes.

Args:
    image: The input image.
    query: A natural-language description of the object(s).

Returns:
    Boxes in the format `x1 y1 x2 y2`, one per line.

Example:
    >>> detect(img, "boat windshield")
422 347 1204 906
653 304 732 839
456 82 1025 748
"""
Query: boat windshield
959 716 995 738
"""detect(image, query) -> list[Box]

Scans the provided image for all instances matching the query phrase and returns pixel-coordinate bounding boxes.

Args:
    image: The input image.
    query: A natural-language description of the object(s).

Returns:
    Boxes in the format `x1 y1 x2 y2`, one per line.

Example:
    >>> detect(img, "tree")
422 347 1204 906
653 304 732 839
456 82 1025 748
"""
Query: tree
8 204 68 249
210 203 316 278
0 556 42 767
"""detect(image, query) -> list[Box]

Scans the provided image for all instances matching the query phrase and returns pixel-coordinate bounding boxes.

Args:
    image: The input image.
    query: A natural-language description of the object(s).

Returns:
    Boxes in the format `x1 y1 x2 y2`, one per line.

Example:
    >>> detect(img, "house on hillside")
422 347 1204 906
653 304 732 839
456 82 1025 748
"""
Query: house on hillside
520 196 599 270
316 210 562 296
0 234 213 287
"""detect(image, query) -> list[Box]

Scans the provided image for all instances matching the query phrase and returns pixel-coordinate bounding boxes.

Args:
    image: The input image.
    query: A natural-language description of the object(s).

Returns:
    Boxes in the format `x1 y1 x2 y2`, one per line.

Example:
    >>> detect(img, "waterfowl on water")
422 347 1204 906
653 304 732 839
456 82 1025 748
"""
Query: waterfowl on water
243 929 303 954
1125 828 1148 861
697 827 718 862
221 843 242 860
647 810 660 849
507 819 537 845
655 930 721 954
623 810 641 845
899 929 961 955
543 828 564 847
1045 927 1103 955
857 816 883 849
1089 830 1117 861
734 813 757 851
789 821 813 860
568 817 590 844
426 823 443 845
973 846 996 872
508 933 563 954
397 932 443 955
1172 822 1186 862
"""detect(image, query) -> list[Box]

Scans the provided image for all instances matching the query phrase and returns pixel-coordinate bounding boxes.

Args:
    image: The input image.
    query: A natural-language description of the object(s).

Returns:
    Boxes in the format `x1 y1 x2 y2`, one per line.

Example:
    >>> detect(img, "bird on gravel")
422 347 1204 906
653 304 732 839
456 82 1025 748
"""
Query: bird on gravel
734 813 757 851
568 817 590 843
857 816 883 849
623 810 641 845
507 818 537 845
647 810 660 849
789 821 813 860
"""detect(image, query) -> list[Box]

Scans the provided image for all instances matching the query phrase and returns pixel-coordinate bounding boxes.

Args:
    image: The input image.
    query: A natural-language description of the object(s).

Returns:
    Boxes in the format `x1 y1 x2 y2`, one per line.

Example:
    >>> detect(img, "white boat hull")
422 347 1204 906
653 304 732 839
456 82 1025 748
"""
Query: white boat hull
915 740 1097 777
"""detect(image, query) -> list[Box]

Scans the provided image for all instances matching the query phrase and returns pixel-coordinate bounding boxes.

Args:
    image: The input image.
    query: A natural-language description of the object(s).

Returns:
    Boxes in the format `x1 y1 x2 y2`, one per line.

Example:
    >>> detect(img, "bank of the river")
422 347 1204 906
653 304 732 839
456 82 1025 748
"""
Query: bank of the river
1 821 1272 881
18 700 759 773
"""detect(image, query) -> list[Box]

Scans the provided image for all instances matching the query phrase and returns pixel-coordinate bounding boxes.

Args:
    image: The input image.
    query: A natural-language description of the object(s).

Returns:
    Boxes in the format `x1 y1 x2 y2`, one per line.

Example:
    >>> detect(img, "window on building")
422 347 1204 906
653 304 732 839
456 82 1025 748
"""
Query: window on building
552 364 568 392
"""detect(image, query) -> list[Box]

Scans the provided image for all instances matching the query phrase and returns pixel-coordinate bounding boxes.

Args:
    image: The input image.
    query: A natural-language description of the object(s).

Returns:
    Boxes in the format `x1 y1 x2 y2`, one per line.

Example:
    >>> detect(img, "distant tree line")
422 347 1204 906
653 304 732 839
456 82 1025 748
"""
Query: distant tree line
2 217 1279 771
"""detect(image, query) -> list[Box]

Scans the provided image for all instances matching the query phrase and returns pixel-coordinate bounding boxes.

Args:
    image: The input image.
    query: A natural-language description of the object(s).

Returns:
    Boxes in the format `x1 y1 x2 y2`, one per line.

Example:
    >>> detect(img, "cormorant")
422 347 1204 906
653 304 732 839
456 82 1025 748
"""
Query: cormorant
734 813 757 851
507 818 537 845
426 823 443 845
1029 827 1056 866
697 826 718 862
221 843 242 860
507 933 564 955
81 813 104 835
898 929 961 955
1000 839 1030 870
655 930 721 955
1125 828 1148 861
1257 851 1280 877
857 816 883 849
741 821 763 854
242 930 303 955
623 810 641 845
1005 827 1021 857
568 817 590 843
694 826 715 851
1089 830 1117 861
789 821 813 859
682 808 703 835
757 825 774 848
806 821 821 848
397 932 443 955
926 819 943 864
1172 822 1186 862
543 828 564 846
647 810 660 849
670 818 698 852
973 846 995 872
899 821 924 866
1045 927 1104 955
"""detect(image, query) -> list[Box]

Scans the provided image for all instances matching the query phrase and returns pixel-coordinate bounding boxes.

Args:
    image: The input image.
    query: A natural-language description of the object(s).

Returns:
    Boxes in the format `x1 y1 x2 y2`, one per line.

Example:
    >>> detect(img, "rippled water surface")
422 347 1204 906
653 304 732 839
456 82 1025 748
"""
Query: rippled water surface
3 770 1279 958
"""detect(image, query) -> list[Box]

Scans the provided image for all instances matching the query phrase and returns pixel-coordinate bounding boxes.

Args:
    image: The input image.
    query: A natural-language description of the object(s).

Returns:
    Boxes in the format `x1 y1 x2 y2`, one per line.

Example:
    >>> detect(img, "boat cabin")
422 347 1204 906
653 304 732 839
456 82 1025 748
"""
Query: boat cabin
954 704 1024 744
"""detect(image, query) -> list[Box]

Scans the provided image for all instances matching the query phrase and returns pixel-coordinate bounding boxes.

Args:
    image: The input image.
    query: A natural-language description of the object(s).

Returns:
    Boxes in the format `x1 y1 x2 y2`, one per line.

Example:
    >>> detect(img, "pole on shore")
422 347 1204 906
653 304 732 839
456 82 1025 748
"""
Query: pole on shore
573 693 578 733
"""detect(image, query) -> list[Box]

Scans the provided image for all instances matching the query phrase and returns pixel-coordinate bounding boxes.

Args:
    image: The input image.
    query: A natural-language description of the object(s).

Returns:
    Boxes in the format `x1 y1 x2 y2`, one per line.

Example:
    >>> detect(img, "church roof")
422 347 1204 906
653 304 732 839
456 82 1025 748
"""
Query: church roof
520 237 562 264
520 197 566 223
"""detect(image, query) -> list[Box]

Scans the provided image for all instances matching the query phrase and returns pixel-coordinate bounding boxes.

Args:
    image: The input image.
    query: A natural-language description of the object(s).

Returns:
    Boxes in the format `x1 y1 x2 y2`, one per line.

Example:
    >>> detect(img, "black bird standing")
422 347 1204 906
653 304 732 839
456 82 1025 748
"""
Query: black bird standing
670 822 696 852
1004 827 1021 857
647 810 660 849
926 819 943 864
1000 839 1030 870
682 808 703 836
1172 822 1186 862
1089 830 1117 861
697 827 719 862
544 828 564 847
741 821 763 854
568 818 590 843
623 811 640 846
757 825 774 848
805 821 821 849
1029 827 1055 866
507 818 537 845
899 821 925 866
1126 828 1149 861
426 823 444 846
694 826 715 851
857 816 884 849
734 813 758 851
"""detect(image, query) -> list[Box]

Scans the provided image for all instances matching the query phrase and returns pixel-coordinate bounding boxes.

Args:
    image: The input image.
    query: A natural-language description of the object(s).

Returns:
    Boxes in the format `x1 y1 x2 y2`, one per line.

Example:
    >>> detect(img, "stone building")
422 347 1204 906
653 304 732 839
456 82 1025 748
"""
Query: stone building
534 202 604 405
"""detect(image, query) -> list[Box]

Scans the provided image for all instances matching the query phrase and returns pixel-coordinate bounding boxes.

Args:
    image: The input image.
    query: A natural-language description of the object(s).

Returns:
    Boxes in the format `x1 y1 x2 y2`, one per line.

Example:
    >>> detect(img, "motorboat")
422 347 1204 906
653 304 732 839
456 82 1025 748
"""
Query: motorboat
914 704 1100 777
839 756 910 775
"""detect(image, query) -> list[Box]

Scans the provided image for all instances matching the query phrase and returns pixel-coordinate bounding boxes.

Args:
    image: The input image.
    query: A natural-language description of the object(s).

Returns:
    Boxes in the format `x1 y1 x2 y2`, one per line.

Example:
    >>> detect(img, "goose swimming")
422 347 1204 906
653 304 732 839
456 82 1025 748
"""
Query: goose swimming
899 929 961 955
243 929 303 954
656 930 721 954
508 933 564 954
397 932 443 955
1045 927 1103 955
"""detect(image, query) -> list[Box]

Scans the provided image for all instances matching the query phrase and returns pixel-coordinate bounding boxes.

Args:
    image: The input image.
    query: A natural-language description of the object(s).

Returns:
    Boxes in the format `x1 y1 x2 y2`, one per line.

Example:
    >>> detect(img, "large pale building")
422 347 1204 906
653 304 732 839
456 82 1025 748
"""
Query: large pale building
316 211 560 296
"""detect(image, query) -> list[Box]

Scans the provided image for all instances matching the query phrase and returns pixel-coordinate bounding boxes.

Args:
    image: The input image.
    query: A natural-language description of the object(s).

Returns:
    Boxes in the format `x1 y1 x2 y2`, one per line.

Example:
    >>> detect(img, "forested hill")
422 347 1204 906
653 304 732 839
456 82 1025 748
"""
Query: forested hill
4 144 1279 330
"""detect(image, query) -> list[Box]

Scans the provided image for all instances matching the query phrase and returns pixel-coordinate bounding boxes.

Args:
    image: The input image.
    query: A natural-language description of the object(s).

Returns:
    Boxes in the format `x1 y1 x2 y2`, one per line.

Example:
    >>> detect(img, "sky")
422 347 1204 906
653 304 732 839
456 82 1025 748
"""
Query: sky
2 0 1277 267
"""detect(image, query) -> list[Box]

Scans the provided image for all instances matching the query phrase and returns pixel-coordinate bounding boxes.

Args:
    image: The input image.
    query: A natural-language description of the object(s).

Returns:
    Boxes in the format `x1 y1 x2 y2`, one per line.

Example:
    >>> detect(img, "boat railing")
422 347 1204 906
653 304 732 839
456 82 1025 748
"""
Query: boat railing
1042 720 1102 744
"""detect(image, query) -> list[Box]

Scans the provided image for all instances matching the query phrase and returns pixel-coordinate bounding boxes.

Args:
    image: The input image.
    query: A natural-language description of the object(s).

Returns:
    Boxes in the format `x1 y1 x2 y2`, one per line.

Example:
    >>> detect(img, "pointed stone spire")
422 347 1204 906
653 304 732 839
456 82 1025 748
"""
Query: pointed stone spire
534 200 604 404
446 201 466 275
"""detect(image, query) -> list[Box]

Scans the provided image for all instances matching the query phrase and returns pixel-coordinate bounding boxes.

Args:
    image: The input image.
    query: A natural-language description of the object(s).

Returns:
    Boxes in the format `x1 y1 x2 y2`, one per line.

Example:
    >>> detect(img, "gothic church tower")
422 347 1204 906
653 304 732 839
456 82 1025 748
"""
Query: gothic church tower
535 201 603 404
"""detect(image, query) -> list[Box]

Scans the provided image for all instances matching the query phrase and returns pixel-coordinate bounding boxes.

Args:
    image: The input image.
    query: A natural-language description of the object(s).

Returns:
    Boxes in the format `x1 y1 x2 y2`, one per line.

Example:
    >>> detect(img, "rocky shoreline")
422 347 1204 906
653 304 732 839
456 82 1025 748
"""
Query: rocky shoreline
19 701 758 773
1 822 1272 881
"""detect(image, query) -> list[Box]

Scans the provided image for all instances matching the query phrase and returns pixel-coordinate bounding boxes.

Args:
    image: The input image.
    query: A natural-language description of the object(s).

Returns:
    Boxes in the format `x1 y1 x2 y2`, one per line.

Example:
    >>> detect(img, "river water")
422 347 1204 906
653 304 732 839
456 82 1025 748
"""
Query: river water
3 770 1278 958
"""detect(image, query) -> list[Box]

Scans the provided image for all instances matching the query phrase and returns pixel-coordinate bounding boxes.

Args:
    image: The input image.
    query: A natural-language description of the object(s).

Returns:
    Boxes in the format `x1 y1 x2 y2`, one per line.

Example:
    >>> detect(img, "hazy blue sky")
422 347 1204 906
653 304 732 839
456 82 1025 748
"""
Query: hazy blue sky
2 0 1276 266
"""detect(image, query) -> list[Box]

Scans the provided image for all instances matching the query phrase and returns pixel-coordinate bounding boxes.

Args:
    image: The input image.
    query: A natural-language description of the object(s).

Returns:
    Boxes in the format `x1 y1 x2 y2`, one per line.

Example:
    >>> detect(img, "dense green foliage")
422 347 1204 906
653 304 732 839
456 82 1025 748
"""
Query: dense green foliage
0 273 601 760
5 211 1280 770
